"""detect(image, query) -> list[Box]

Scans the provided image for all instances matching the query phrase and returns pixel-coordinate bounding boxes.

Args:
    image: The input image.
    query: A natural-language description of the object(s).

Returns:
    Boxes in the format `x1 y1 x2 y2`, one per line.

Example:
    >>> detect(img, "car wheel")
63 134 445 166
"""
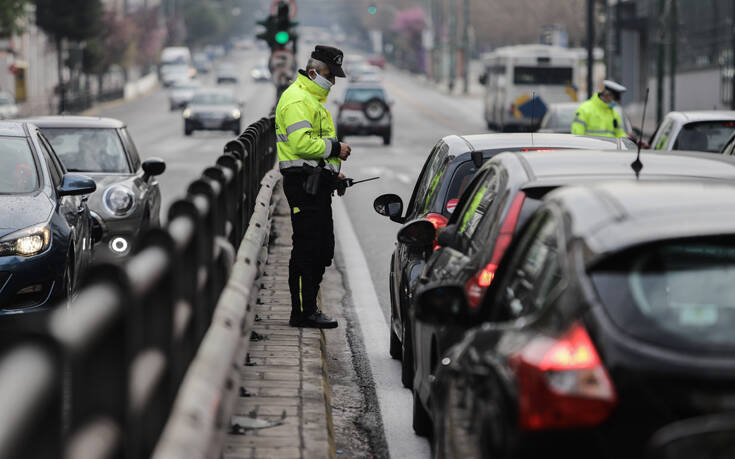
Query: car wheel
383 133 391 145
233 125 241 136
362 97 388 121
413 389 433 437
401 319 414 388
184 126 193 136
62 259 74 309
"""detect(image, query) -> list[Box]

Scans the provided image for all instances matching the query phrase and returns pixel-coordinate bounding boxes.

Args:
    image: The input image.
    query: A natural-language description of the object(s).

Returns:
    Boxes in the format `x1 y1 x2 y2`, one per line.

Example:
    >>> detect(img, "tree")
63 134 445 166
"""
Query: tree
0 0 29 37
34 0 102 112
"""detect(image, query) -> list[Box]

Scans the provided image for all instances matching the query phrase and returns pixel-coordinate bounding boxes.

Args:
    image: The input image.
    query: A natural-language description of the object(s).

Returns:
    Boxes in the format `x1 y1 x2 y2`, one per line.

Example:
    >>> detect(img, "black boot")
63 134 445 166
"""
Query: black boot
298 310 338 329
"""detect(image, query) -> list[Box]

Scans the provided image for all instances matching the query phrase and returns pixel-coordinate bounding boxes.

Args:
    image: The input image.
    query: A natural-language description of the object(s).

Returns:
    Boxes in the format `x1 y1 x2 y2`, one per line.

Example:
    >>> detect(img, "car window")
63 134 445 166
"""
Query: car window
442 160 479 215
42 127 131 173
191 92 235 105
408 142 448 218
489 211 563 322
653 120 674 150
456 167 500 243
344 88 386 102
119 128 140 170
723 134 735 156
0 136 39 193
673 121 735 153
37 135 63 186
591 236 735 353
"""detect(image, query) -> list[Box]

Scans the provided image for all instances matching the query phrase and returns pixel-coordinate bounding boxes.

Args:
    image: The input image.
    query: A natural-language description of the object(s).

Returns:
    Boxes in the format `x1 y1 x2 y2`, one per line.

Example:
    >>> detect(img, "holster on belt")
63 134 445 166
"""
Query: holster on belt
302 163 322 195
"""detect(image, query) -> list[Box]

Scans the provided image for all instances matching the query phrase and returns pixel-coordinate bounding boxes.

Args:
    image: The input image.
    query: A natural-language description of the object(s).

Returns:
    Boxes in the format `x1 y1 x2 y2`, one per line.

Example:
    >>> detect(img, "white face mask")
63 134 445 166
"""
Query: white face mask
309 70 333 91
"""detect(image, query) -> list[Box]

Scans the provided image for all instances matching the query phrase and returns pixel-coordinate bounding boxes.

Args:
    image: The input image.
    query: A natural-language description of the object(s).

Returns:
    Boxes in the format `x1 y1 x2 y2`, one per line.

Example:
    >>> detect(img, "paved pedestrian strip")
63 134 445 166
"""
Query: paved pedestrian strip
223 192 335 459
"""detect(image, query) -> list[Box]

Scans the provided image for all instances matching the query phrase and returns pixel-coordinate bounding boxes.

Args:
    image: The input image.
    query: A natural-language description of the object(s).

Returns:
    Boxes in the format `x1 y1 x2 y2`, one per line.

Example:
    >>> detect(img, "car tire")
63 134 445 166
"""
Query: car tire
389 324 401 360
413 390 433 437
61 256 74 308
383 133 391 145
185 126 193 136
362 97 388 121
233 125 241 136
401 319 414 388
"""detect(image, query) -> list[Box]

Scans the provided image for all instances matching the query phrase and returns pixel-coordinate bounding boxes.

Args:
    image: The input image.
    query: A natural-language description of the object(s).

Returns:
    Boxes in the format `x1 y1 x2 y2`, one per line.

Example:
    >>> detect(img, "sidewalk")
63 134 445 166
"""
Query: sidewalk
223 188 336 459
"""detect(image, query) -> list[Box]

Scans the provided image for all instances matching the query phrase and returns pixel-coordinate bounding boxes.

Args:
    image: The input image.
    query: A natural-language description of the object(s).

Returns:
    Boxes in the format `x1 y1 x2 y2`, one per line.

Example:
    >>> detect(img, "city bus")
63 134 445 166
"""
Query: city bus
481 44 580 132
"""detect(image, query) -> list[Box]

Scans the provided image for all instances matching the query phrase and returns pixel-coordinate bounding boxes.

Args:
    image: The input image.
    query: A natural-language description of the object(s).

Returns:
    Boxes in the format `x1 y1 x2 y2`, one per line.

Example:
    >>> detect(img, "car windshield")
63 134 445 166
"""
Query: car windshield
674 121 735 153
344 88 385 102
591 237 735 353
42 128 130 173
0 136 38 193
191 92 235 105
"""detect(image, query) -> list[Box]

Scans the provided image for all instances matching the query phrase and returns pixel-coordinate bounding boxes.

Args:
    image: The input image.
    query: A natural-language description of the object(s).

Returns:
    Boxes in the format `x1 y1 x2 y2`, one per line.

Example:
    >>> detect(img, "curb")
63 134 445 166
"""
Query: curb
317 302 337 459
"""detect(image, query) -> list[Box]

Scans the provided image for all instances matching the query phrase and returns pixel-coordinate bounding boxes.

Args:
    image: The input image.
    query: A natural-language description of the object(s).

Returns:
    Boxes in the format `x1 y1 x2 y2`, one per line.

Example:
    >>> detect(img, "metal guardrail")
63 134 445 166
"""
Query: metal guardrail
0 115 278 459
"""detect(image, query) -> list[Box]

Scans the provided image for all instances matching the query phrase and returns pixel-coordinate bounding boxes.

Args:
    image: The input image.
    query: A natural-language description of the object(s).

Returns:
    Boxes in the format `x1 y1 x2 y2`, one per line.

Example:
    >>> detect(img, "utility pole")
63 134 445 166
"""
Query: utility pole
731 0 735 109
656 0 665 124
462 0 469 94
586 0 595 99
669 0 677 111
449 0 457 92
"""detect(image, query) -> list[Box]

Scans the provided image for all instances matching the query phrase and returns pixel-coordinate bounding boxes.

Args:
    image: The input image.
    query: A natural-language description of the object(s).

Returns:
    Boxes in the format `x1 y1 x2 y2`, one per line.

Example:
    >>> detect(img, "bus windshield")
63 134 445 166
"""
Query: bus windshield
513 66 573 86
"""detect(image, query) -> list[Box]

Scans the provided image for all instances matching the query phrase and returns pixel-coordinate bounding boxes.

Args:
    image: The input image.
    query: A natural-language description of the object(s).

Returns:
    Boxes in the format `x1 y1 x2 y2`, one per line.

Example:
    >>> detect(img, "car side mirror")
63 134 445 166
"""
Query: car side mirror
374 193 404 223
414 283 471 326
142 158 166 181
57 174 96 197
437 224 459 249
397 219 435 248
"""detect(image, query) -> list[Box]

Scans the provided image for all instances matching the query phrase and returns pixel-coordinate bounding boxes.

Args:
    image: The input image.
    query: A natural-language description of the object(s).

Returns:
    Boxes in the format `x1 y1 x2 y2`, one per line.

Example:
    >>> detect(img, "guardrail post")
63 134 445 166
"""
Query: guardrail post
216 154 244 247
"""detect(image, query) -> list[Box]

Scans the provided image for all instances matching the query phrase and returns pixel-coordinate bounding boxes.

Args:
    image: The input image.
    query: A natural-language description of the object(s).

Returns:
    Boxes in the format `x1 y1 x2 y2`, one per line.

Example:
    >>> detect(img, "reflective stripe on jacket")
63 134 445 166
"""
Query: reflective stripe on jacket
571 93 626 138
276 72 341 173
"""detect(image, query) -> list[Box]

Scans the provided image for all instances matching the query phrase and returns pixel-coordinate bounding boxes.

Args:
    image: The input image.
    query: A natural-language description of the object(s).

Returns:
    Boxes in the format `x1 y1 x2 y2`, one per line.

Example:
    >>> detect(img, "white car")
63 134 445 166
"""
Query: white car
0 92 19 119
650 111 735 152
168 79 201 111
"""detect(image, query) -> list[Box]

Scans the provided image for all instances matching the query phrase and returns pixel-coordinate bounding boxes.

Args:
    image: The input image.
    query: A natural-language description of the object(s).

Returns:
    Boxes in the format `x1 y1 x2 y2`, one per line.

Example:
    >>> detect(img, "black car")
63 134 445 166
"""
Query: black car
0 121 96 313
398 147 735 437
416 180 735 458
374 134 635 389
30 116 165 261
335 83 392 145
183 88 243 136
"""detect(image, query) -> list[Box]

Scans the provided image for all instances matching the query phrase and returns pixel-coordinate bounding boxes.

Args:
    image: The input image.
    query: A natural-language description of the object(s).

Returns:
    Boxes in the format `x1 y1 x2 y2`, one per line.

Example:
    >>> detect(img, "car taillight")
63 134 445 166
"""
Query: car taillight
509 322 617 431
520 148 559 152
425 212 448 250
464 192 526 308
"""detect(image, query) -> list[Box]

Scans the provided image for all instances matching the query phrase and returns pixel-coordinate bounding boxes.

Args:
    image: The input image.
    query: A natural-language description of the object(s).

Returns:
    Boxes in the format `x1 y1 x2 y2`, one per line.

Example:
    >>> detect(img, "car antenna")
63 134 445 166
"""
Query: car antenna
530 91 536 144
631 88 649 179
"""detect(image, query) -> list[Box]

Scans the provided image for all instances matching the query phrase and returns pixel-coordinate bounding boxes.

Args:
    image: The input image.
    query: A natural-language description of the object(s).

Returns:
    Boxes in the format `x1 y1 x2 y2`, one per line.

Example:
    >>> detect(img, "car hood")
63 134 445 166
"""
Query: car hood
189 104 236 114
0 193 54 238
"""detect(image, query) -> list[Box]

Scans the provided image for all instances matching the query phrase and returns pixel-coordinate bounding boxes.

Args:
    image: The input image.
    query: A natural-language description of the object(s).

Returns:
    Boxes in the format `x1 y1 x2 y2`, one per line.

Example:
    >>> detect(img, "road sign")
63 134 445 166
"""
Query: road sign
270 0 297 19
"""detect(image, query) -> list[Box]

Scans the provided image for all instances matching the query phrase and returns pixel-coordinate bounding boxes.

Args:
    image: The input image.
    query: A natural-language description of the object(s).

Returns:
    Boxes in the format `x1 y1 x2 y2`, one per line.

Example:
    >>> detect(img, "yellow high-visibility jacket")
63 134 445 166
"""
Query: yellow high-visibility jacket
276 71 341 173
571 93 626 138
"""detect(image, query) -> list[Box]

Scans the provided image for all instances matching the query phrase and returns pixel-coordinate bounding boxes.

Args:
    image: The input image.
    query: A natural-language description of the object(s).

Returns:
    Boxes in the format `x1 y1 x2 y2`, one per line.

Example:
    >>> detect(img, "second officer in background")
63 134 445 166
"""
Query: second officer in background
276 45 351 329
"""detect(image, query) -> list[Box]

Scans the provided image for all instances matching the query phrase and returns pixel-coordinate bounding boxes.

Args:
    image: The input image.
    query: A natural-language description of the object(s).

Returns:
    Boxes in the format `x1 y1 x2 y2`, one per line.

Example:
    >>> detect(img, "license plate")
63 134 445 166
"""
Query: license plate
203 120 221 129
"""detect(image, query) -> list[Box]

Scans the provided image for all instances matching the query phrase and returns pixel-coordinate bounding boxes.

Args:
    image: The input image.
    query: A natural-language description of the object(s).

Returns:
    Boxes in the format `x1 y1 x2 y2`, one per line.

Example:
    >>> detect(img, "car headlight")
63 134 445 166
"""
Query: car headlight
0 225 51 257
231 109 241 119
183 108 191 118
103 185 135 216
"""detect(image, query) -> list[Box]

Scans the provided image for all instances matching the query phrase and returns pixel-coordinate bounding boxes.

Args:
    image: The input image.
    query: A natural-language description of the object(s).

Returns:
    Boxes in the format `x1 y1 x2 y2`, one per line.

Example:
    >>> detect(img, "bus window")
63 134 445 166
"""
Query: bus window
513 67 573 86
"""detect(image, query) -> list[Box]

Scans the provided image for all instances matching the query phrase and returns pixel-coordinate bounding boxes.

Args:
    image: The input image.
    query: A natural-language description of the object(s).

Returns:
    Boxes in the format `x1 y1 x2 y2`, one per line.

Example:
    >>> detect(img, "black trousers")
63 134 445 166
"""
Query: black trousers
282 171 335 317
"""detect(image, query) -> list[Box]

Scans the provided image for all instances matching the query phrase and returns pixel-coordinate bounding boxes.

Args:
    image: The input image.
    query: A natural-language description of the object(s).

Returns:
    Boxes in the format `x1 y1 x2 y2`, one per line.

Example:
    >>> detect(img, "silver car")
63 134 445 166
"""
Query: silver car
650 110 735 152
168 79 201 111
29 116 165 261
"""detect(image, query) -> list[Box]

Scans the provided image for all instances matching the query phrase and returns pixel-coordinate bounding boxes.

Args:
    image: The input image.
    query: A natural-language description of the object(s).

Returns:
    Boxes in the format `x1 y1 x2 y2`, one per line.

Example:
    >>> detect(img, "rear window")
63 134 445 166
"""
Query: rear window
674 121 735 153
0 137 38 193
344 88 385 102
591 237 735 353
513 66 573 86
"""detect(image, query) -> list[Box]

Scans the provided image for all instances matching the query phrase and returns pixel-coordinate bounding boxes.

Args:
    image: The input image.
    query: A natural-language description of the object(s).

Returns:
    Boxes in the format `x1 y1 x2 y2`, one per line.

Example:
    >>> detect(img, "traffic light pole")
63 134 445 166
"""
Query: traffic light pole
587 0 595 99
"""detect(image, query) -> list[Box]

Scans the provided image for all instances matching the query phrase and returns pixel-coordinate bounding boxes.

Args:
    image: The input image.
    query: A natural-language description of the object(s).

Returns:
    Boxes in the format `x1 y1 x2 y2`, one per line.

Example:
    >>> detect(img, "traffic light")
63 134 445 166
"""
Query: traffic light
256 1 298 51
368 4 377 15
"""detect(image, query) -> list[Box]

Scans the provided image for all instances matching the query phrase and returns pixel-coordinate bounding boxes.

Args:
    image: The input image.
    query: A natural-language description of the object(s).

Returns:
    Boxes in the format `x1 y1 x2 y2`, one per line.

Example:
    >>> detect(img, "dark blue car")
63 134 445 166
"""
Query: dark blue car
0 121 96 314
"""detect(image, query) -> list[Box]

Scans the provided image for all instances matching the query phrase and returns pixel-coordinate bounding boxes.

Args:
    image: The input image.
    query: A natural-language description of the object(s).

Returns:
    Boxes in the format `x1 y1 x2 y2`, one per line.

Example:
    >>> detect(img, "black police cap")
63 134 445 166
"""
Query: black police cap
311 45 345 78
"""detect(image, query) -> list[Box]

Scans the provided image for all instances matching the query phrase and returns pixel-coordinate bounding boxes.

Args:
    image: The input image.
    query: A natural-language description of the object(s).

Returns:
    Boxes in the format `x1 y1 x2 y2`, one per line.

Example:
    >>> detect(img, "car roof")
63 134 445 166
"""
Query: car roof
546 180 735 261
0 121 27 137
23 115 125 129
516 149 735 181
664 111 735 123
450 133 634 152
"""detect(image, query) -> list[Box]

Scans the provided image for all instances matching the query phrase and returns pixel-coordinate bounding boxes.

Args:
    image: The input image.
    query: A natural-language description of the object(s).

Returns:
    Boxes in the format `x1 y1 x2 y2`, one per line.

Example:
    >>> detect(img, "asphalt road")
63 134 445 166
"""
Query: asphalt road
94 49 488 458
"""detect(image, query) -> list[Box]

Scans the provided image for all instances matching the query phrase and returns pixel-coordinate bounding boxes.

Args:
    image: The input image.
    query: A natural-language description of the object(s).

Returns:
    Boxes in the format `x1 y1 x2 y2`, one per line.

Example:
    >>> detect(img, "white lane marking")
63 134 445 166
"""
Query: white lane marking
333 198 431 459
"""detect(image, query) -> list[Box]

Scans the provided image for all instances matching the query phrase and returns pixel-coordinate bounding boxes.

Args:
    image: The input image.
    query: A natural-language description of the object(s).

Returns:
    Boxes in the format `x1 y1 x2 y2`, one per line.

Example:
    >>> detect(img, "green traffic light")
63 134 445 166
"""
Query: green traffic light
275 30 290 44
368 5 377 14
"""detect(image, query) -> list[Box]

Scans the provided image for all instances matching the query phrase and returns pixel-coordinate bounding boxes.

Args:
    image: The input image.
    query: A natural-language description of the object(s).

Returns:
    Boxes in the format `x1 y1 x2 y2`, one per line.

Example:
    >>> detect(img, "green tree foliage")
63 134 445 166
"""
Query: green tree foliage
0 0 29 37
35 0 101 42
